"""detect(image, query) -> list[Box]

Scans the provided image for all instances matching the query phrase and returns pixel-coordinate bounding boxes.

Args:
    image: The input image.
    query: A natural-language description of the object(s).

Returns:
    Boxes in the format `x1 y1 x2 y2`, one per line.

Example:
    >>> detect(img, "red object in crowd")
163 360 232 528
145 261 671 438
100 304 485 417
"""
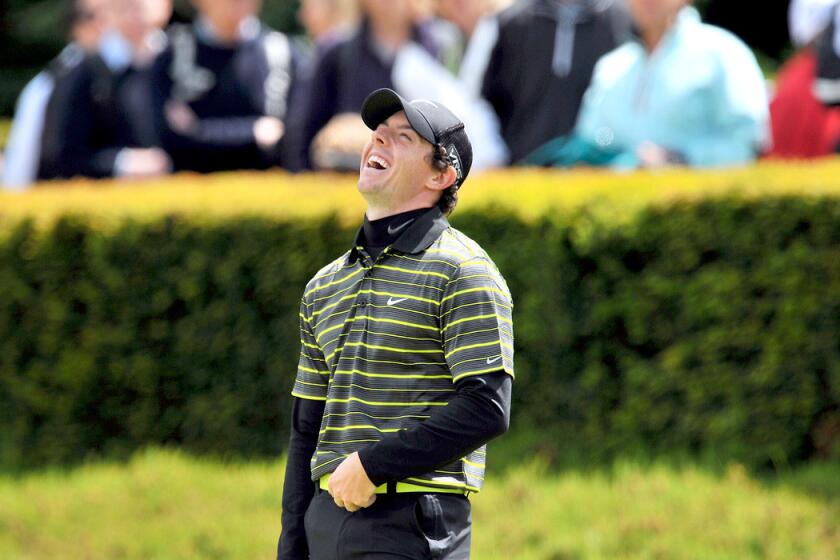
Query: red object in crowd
768 49 840 158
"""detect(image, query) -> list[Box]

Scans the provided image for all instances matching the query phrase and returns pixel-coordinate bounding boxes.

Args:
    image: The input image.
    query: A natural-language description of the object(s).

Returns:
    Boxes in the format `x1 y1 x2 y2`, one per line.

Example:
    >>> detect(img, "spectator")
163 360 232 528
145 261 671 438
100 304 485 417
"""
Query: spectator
2 0 107 189
541 0 769 168
813 3 840 105
298 0 357 55
482 0 632 164
769 0 840 158
391 0 511 169
149 0 303 173
37 0 172 180
299 0 450 170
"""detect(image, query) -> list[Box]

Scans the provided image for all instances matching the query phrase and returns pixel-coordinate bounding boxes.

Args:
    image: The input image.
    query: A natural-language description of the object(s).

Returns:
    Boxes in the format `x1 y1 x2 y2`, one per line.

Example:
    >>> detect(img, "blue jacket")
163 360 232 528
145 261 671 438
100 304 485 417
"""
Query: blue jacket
574 7 769 168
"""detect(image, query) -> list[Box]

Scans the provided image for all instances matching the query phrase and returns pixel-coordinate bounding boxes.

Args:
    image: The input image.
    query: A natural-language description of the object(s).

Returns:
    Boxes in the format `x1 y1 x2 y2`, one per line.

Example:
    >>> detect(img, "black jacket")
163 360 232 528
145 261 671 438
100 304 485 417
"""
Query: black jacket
149 22 303 173
39 53 159 180
482 0 632 163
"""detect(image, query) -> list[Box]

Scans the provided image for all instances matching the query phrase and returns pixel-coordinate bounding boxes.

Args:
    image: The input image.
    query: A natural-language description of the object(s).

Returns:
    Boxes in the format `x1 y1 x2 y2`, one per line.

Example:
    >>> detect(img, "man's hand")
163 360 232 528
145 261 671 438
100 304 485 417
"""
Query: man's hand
327 452 377 512
116 148 172 178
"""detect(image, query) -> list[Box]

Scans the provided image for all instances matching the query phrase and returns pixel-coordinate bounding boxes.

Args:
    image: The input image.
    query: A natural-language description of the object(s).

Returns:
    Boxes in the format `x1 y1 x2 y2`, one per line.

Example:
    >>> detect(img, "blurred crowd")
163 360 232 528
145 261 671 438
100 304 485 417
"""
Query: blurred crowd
2 0 840 190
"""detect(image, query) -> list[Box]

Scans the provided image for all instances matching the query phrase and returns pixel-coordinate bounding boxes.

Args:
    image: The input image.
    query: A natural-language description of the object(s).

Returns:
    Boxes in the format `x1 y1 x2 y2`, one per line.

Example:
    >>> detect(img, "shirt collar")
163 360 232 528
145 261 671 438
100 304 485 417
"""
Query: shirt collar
348 206 450 263
195 16 261 46
98 30 134 72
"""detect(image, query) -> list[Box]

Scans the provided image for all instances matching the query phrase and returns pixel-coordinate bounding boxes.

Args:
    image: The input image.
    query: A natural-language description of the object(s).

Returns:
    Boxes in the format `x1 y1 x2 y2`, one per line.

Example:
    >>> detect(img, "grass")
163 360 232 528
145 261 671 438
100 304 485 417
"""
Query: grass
5 159 840 231
0 448 837 559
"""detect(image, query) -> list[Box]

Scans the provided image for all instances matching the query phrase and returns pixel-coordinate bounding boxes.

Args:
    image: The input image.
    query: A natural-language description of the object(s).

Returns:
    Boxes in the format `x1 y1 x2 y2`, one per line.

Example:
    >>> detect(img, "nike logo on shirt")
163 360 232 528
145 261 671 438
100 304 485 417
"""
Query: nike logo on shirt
387 220 414 235
486 356 502 365
387 297 408 305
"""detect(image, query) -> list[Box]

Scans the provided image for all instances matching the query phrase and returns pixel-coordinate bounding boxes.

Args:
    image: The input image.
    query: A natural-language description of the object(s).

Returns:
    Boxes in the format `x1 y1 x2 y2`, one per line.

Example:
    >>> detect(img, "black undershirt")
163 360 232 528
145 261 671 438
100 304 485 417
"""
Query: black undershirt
278 208 513 560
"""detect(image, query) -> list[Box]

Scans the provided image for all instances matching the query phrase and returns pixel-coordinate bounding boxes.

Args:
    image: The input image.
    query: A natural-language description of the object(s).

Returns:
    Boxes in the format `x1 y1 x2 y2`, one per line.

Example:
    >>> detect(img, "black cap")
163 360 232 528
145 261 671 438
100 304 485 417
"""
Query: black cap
361 88 473 188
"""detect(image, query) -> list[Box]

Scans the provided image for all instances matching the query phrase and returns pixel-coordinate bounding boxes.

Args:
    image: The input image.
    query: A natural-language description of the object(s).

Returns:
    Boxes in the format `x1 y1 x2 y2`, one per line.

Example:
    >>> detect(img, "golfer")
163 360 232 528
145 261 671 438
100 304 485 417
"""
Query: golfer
278 88 514 560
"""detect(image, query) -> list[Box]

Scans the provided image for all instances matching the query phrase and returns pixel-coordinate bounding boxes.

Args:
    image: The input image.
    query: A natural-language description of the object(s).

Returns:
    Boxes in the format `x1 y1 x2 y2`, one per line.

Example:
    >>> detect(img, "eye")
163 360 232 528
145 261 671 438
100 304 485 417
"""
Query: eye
399 133 412 142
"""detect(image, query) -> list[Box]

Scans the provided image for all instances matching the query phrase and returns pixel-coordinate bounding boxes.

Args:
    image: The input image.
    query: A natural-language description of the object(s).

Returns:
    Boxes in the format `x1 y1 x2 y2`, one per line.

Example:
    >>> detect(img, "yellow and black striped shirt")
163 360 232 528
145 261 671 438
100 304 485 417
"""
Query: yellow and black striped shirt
291 207 514 493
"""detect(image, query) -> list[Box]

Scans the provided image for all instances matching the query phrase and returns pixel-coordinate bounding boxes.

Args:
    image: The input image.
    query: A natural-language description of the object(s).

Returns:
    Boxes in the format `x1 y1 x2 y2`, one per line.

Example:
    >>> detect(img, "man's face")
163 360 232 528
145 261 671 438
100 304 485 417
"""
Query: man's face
108 0 149 45
299 0 335 40
628 0 687 34
72 0 107 50
194 0 261 28
358 111 439 208
360 0 412 25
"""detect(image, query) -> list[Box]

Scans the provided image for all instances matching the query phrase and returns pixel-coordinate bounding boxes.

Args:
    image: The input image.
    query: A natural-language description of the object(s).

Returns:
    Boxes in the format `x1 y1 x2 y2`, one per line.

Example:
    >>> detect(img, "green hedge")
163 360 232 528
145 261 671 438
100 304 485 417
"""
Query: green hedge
1 197 839 471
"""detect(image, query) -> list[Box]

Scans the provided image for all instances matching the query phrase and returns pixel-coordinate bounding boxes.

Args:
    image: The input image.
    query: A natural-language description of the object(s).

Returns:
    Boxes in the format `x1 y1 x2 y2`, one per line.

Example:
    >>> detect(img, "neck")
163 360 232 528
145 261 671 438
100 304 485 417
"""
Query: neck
460 11 483 38
365 197 437 221
641 29 664 52
206 18 243 44
641 9 682 53
362 207 430 246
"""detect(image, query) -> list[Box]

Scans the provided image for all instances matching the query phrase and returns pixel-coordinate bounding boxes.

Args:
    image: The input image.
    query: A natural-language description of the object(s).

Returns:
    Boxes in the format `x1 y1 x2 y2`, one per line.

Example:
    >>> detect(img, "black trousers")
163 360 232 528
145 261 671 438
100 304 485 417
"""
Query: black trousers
304 489 471 559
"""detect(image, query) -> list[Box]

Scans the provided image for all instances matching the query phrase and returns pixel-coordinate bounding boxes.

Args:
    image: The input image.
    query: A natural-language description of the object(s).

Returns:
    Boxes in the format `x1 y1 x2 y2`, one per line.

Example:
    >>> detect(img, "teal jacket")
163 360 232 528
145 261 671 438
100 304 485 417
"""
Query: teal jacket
570 7 769 168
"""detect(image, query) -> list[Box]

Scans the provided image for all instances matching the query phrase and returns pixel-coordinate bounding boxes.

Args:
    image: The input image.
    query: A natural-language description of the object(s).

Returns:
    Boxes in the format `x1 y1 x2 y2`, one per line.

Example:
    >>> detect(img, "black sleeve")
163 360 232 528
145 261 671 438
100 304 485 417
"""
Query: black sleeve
46 58 120 179
149 47 261 172
276 42 311 172
357 371 512 486
278 397 325 560
480 26 510 129
815 8 840 107
298 43 342 170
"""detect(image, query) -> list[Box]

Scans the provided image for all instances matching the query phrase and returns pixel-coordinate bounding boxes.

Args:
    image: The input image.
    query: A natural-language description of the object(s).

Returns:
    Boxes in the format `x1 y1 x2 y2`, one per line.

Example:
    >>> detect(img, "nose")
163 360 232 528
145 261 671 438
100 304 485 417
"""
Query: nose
372 125 389 146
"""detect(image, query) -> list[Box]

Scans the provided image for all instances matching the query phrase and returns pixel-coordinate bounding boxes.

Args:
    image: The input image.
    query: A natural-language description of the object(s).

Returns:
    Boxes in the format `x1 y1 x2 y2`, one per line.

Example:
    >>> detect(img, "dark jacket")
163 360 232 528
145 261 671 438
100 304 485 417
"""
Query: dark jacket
149 22 303 173
482 0 632 163
298 18 443 169
39 52 159 180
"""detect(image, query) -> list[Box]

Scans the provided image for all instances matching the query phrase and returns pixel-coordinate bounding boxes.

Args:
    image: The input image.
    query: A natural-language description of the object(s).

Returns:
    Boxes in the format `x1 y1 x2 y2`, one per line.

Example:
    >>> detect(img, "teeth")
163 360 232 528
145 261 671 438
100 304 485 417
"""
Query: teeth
367 155 389 169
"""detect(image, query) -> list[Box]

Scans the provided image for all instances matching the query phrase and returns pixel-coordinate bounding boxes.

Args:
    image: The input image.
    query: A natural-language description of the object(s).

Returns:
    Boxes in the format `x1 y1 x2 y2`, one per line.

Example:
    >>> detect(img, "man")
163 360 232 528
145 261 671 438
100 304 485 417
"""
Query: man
567 0 769 168
769 0 840 158
149 0 303 173
298 0 450 170
392 0 512 171
278 88 514 559
38 0 172 180
481 0 632 163
2 0 107 188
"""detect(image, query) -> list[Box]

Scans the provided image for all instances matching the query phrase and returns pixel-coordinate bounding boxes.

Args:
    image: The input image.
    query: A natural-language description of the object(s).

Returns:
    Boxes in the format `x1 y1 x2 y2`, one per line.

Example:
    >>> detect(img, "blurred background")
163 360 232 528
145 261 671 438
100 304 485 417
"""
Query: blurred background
2 0 840 558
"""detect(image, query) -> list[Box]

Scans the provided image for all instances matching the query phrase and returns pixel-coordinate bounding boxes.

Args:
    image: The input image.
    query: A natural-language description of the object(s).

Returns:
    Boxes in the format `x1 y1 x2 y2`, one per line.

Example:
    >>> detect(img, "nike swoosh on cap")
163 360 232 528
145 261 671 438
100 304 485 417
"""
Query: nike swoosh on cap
387 220 414 235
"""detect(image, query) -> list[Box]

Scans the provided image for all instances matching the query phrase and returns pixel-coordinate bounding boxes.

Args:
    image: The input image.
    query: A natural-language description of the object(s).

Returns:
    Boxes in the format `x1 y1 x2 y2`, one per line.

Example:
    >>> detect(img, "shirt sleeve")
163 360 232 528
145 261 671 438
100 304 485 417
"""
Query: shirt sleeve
439 258 514 383
291 298 330 400
680 37 770 167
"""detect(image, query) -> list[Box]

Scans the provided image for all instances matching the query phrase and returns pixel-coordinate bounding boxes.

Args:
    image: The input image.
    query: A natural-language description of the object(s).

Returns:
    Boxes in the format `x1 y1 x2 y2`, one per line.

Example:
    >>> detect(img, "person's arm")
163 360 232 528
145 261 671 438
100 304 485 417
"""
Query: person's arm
679 36 770 166
358 371 511 484
2 72 53 189
572 55 639 168
299 43 342 169
277 298 330 559
329 256 514 501
149 44 263 160
47 58 122 179
278 397 325 560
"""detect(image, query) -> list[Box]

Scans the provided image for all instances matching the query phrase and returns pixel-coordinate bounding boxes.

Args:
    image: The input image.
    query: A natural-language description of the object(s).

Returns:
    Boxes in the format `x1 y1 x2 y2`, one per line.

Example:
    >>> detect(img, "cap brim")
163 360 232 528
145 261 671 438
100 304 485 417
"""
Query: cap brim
360 89 437 145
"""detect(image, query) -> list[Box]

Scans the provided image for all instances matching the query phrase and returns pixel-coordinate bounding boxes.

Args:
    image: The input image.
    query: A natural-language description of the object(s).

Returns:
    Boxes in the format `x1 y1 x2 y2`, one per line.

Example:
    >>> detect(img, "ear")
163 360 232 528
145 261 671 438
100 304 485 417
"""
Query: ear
426 165 457 193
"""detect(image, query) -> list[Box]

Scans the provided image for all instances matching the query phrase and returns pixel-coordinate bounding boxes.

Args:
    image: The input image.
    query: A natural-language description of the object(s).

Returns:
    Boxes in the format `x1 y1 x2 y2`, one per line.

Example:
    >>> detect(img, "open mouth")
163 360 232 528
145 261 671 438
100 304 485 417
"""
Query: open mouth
366 154 391 170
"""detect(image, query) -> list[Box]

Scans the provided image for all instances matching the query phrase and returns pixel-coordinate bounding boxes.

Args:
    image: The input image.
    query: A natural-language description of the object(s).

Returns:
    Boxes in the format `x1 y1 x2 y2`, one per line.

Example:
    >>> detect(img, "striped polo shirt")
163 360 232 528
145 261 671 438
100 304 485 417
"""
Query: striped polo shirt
291 206 514 493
